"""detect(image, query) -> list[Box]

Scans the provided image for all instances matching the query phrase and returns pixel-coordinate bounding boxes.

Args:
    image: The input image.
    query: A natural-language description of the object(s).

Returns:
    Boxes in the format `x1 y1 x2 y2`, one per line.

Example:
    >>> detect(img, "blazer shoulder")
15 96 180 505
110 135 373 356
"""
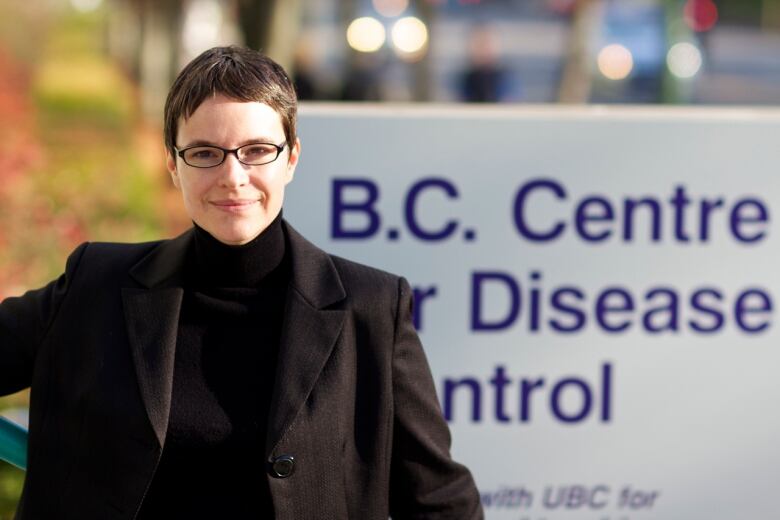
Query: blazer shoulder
328 254 406 313
85 238 165 256
80 239 165 268
70 239 168 287
330 254 401 288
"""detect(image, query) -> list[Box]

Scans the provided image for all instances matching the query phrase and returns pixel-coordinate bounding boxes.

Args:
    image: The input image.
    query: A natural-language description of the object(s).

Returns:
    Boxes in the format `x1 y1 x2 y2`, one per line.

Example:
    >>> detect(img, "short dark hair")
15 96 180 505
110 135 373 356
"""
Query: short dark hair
164 46 297 160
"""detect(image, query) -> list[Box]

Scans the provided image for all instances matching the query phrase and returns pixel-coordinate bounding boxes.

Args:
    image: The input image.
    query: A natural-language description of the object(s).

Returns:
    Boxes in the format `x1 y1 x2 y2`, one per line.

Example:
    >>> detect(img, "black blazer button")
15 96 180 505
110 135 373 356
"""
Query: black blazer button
270 454 295 478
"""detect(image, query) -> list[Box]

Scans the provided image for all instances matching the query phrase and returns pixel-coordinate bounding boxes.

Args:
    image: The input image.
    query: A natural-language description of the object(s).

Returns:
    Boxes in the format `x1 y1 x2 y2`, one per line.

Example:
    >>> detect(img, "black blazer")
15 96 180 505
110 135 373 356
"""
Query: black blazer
0 221 483 519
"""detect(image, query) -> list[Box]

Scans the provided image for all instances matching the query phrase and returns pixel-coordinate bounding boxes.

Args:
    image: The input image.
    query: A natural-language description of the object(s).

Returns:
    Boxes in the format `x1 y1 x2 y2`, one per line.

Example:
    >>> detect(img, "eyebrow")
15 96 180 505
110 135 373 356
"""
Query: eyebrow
180 137 282 148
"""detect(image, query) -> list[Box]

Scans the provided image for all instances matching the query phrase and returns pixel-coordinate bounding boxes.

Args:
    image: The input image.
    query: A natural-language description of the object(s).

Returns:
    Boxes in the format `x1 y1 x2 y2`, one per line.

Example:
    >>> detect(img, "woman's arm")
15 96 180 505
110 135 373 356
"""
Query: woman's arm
388 277 484 520
0 243 88 396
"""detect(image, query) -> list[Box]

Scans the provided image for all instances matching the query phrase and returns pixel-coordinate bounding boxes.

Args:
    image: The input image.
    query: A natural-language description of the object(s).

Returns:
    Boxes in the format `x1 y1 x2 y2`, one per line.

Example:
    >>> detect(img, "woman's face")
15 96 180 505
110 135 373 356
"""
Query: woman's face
166 94 300 245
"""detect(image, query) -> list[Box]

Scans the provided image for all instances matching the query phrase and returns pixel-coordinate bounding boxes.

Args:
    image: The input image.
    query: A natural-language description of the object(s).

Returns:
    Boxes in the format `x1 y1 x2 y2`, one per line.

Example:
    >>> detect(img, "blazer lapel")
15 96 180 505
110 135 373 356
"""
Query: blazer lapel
266 223 346 455
118 223 346 455
122 229 192 448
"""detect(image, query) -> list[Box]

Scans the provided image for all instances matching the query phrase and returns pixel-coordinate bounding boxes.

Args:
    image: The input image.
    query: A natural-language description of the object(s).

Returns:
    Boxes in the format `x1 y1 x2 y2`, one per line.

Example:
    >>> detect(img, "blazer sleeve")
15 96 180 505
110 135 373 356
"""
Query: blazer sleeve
388 277 483 520
0 242 88 396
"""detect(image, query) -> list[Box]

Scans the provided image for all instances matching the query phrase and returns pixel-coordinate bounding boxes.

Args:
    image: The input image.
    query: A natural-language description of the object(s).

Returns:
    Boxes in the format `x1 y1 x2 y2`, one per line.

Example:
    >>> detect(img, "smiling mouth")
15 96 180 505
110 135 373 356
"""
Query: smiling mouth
210 199 259 211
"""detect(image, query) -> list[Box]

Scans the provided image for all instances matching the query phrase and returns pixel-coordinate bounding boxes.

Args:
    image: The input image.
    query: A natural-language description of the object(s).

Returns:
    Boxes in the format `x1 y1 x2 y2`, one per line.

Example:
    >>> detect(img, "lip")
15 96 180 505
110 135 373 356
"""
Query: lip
210 199 259 211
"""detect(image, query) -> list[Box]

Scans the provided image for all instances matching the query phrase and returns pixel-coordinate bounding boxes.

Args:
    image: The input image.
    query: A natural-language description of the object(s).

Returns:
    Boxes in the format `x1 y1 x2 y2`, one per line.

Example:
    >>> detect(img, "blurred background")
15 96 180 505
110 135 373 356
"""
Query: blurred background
1 0 780 515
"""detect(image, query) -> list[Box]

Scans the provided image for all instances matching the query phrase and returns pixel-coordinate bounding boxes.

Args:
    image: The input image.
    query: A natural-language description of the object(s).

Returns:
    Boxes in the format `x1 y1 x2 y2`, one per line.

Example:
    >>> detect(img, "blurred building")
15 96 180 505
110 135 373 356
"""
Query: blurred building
89 0 780 109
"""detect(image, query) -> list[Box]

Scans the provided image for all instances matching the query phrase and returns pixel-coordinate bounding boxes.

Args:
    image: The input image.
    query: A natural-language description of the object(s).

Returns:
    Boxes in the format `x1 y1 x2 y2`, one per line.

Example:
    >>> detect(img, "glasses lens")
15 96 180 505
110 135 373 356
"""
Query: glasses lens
183 146 224 167
238 143 281 165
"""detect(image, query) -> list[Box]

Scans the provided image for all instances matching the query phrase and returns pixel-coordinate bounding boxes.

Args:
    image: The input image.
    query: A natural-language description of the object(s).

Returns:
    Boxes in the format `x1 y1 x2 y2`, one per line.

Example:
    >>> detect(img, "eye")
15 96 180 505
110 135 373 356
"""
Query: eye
241 144 276 159
188 147 219 159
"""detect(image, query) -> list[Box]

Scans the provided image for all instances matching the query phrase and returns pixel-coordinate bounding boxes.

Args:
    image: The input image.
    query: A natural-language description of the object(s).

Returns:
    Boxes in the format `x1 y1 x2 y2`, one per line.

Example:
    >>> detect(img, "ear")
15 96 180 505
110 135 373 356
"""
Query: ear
285 137 301 185
166 149 181 189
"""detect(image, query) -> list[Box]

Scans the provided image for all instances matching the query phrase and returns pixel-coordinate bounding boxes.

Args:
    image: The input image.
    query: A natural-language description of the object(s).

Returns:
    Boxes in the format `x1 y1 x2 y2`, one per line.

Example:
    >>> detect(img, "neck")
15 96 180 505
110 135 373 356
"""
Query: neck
189 212 285 287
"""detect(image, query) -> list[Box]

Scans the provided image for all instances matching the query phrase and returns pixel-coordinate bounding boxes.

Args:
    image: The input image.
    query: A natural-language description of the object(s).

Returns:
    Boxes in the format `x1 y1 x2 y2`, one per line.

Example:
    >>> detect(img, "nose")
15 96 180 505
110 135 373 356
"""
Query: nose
218 152 250 188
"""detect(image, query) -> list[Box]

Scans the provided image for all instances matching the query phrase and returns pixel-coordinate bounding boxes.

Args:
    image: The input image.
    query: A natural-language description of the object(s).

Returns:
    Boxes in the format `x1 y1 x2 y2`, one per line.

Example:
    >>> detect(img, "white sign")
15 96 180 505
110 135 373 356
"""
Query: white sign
287 104 780 519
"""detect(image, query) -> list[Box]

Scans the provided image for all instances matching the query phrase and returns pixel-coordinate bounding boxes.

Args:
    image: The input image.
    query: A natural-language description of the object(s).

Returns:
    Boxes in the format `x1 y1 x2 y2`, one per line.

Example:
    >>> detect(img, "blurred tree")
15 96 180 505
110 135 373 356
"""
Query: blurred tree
137 0 182 119
558 0 597 103
719 0 764 25
106 0 182 120
239 0 303 71
760 0 780 29
108 0 304 116
237 0 271 50
411 0 434 101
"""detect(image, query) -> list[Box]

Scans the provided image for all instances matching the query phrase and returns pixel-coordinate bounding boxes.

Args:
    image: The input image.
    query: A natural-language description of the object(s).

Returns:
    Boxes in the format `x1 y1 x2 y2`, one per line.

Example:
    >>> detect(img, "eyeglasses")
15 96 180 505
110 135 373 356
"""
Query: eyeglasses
175 142 287 168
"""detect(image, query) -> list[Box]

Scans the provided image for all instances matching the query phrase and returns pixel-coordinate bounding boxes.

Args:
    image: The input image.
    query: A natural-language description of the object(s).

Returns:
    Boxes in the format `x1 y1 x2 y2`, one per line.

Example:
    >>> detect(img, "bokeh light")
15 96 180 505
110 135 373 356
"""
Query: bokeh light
391 17 428 59
372 0 409 18
347 17 386 53
597 44 633 81
667 42 703 79
683 0 718 32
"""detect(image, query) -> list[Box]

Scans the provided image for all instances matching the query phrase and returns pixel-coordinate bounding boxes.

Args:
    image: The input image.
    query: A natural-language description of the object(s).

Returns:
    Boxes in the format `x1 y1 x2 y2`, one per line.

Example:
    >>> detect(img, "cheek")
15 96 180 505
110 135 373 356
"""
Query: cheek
268 170 292 192
179 177 209 202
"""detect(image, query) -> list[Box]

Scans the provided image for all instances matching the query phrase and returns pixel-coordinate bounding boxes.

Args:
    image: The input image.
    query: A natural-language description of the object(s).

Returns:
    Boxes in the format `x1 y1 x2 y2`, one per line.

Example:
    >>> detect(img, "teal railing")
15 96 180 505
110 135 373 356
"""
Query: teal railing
0 416 27 470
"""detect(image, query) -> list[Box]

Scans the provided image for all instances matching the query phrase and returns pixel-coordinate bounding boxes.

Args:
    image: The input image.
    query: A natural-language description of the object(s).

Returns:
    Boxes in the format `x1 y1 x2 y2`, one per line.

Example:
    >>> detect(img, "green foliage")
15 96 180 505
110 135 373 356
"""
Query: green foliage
0 464 24 520
33 58 135 129
0 2 171 298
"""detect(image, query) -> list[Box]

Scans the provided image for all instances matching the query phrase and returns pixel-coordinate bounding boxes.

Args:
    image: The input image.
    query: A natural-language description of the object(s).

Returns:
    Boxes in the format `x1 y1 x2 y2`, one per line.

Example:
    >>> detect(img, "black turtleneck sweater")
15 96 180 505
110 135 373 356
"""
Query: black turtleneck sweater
136 213 289 519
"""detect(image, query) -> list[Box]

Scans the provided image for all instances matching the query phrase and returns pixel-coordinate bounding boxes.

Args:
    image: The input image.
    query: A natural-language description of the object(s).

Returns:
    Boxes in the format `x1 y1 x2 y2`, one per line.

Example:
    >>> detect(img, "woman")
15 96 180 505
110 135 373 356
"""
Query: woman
0 46 482 519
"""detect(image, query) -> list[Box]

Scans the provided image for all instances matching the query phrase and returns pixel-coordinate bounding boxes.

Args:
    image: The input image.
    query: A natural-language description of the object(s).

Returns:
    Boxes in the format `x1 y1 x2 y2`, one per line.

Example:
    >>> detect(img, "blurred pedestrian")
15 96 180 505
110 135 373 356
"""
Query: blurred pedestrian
460 26 511 102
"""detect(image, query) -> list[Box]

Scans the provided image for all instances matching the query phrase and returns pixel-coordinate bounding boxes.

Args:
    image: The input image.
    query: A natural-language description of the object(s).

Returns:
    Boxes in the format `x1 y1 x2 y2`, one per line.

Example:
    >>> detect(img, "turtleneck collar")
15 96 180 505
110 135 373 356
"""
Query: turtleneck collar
188 211 286 288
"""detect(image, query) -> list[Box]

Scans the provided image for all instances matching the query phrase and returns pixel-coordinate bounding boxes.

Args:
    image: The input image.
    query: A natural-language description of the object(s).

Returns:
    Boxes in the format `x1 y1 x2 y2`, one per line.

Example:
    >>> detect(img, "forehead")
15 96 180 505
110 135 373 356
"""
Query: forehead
178 94 284 144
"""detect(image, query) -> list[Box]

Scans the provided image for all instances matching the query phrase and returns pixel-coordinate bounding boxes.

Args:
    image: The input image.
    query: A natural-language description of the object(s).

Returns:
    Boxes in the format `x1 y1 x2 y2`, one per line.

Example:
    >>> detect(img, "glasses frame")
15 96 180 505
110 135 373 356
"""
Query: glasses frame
174 142 287 168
